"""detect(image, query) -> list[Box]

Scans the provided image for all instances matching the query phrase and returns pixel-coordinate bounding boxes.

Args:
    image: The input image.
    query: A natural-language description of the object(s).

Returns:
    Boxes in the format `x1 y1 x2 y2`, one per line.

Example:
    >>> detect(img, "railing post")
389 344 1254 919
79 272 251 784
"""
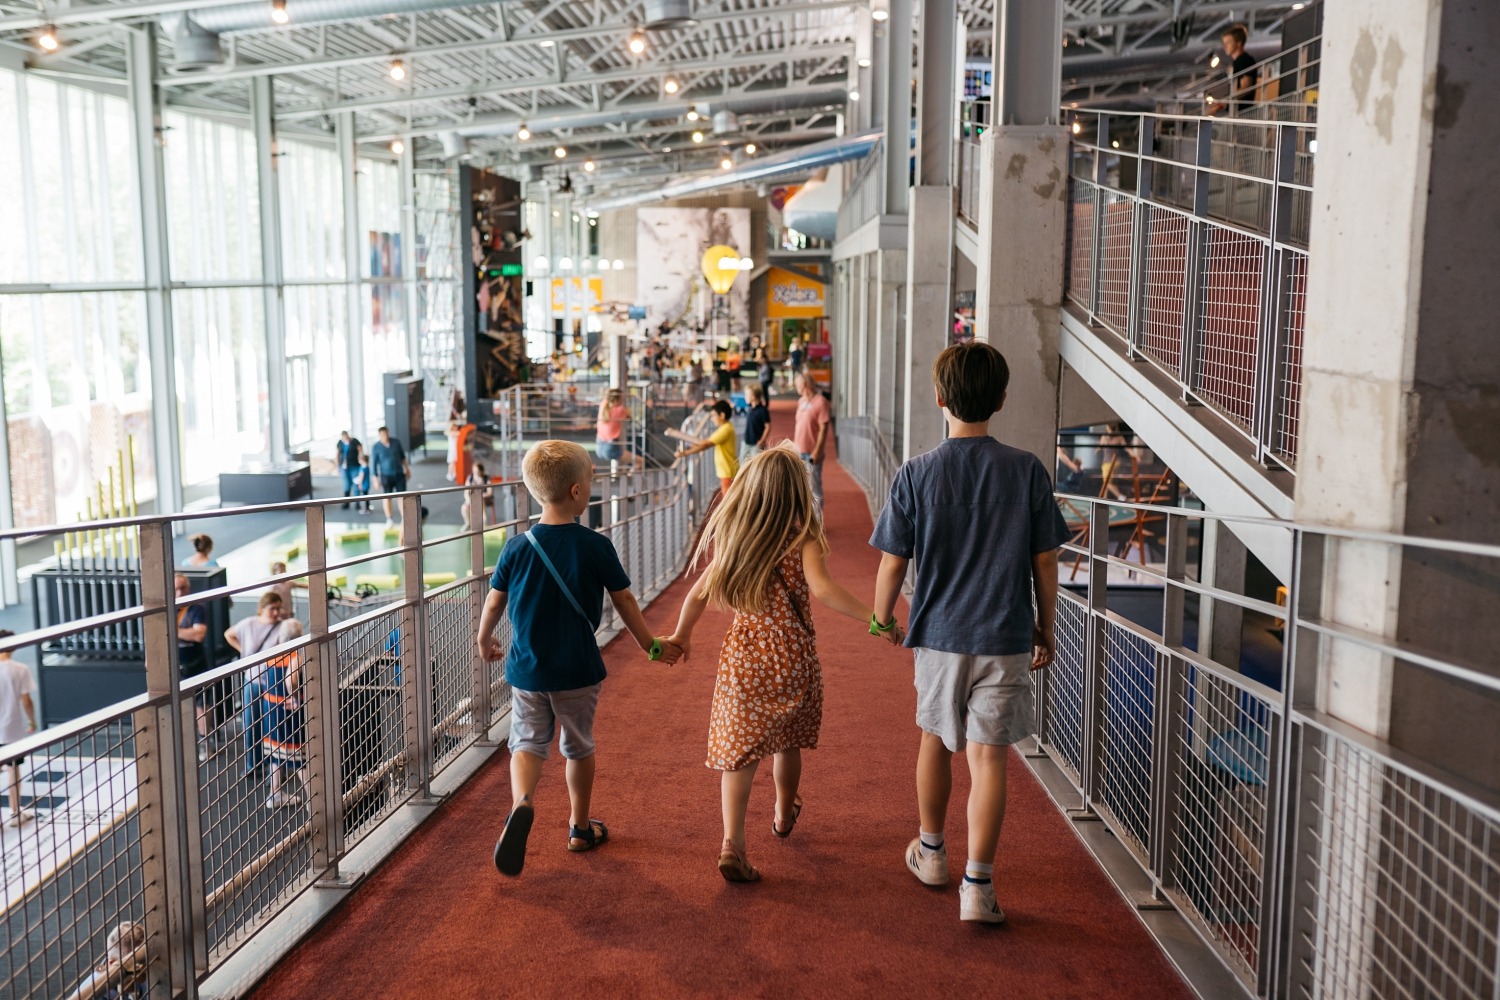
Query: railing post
302 504 350 883
1180 119 1215 399
1077 501 1110 818
1125 117 1154 355
1258 121 1300 467
470 482 498 745
399 493 438 802
1148 512 1190 900
1087 115 1110 320
135 521 202 997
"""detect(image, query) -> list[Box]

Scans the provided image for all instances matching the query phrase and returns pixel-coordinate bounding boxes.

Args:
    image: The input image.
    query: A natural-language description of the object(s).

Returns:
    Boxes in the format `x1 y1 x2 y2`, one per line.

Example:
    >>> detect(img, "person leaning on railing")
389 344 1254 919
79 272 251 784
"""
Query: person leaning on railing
224 592 287 779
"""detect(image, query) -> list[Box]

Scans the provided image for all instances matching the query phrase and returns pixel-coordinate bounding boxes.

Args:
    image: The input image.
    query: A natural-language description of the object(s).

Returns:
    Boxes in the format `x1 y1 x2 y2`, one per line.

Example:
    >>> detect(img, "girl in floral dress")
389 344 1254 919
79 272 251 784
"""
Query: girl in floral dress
668 446 903 882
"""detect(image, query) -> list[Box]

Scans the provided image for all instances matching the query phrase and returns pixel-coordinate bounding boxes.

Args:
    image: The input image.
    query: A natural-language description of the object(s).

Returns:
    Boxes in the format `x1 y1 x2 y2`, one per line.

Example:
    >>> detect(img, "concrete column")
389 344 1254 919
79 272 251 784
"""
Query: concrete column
1196 519 1247 669
127 25 183 516
972 0 1066 464
400 142 421 376
1294 0 1500 788
901 0 960 461
880 0 913 216
252 77 289 458
856 253 871 417
336 113 366 433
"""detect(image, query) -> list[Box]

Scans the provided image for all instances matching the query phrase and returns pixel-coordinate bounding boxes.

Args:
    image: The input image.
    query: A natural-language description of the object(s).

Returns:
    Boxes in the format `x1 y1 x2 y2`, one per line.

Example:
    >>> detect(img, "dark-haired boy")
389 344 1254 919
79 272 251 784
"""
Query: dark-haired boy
675 400 740 495
870 341 1068 924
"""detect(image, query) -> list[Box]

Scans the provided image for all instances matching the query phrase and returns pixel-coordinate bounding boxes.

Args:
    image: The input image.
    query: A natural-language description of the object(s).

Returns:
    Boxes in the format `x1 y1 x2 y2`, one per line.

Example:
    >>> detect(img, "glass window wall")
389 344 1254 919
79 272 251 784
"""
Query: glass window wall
359 158 409 427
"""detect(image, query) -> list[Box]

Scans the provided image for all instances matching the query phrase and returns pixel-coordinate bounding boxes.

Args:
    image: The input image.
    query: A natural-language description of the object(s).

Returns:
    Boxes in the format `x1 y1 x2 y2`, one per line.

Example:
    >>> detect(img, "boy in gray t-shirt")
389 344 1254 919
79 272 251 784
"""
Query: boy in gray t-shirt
870 342 1068 925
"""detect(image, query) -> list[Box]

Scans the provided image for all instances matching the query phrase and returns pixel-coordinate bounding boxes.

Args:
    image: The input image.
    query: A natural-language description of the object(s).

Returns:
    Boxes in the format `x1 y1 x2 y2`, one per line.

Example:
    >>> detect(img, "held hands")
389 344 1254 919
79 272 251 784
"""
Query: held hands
1031 625 1056 670
869 613 905 646
649 636 685 665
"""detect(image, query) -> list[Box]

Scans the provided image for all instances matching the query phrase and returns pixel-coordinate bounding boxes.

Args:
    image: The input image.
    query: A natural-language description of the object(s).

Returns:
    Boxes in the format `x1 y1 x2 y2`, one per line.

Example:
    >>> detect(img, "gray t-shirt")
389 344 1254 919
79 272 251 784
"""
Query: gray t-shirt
870 436 1070 656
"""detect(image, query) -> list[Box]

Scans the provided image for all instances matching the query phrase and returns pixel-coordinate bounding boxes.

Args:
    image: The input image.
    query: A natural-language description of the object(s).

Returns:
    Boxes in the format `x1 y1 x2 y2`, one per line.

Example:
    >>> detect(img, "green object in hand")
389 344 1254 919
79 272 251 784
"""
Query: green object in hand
869 614 897 636
648 638 664 661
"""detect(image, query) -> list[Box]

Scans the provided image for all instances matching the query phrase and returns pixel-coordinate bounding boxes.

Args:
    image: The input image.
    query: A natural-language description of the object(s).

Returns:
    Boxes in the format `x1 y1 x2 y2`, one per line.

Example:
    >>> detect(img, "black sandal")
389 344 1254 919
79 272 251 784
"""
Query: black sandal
567 819 609 853
772 797 803 839
494 802 534 876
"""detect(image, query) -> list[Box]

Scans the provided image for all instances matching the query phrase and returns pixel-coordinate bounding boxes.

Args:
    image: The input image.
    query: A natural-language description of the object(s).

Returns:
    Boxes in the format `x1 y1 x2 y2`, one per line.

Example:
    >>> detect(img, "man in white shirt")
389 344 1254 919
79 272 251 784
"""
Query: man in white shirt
0 629 38 826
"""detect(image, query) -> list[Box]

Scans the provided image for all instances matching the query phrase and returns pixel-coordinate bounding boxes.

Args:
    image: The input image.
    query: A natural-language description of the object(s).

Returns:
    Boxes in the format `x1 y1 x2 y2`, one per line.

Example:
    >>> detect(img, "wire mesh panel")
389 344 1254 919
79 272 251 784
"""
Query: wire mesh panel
1274 250 1308 468
487 615 512 727
1140 206 1191 376
0 708 152 999
1289 725 1500 1000
1097 619 1157 863
1095 192 1136 337
195 652 316 962
1043 593 1089 788
1166 663 1277 986
1193 226 1265 432
425 584 478 774
1067 180 1097 311
334 607 410 848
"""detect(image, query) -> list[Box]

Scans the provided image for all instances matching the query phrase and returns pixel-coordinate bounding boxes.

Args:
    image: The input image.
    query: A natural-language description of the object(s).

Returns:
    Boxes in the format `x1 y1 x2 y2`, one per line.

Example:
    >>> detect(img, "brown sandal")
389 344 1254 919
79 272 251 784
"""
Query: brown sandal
717 839 762 883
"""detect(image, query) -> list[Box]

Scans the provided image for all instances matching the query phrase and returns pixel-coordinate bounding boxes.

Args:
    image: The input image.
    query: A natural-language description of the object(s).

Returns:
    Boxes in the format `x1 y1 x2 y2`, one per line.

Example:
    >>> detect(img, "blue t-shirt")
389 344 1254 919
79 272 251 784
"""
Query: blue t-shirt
489 522 631 692
870 436 1070 656
371 439 406 479
743 404 770 448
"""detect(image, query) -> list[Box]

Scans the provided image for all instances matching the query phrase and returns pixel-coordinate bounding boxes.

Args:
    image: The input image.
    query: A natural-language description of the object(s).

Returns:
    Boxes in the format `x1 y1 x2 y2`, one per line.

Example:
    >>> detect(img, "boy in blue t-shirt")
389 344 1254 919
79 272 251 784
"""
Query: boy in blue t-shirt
870 342 1068 925
477 440 680 876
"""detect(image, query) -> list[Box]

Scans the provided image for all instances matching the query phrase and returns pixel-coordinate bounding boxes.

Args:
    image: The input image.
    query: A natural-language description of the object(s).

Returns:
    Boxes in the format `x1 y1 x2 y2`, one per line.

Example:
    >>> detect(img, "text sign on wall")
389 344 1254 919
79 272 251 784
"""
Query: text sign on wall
765 267 826 320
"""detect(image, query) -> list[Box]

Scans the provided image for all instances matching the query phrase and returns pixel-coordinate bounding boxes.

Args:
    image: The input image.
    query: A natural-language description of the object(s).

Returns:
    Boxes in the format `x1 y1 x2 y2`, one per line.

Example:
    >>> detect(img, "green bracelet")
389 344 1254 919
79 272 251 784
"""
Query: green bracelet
648 638 664 661
869 615 896 636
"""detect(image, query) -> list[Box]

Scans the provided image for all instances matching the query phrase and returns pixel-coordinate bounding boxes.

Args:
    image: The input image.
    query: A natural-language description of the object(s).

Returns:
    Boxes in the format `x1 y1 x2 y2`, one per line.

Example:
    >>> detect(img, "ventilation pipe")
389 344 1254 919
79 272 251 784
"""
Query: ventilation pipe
711 110 740 135
160 13 223 72
643 0 695 29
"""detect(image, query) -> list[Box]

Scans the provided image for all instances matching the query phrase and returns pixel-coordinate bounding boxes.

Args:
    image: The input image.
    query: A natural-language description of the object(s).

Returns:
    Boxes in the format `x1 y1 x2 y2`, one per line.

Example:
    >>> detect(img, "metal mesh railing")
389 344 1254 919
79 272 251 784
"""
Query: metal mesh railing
0 445 712 997
1098 619 1157 862
1043 592 1088 785
838 416 900 519
1066 108 1312 471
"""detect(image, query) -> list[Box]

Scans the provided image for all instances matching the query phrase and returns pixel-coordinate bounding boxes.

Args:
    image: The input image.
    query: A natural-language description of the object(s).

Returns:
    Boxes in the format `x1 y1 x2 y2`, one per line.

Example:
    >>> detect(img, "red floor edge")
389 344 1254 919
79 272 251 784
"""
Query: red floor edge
251 400 1192 1000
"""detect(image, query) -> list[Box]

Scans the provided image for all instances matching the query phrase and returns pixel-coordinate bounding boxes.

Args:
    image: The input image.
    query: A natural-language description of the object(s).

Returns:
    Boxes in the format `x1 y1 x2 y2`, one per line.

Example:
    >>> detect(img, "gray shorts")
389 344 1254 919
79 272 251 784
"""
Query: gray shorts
508 683 602 760
913 648 1035 751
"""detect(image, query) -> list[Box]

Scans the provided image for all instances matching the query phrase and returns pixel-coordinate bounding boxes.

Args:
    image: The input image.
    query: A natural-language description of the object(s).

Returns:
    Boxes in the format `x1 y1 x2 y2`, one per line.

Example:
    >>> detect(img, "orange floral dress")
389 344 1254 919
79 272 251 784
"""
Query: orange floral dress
706 549 824 771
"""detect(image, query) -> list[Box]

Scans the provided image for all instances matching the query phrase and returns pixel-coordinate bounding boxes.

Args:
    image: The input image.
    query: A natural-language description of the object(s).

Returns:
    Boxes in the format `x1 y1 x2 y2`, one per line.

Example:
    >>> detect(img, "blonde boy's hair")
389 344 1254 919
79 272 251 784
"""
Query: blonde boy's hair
523 440 593 504
691 444 826 614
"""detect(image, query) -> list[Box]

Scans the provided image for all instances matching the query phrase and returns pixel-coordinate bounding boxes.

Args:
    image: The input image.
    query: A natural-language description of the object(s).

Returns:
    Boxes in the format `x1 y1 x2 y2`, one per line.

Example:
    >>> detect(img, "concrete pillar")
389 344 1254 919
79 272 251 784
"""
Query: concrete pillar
1197 519 1246 669
972 0 1066 464
252 77 289 459
1294 0 1500 788
901 0 960 461
128 26 184 516
880 0 913 216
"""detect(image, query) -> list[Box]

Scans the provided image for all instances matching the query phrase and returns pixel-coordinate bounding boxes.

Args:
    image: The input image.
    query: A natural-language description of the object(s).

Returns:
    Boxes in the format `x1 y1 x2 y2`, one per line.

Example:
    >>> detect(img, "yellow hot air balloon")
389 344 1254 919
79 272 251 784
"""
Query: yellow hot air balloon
701 244 745 295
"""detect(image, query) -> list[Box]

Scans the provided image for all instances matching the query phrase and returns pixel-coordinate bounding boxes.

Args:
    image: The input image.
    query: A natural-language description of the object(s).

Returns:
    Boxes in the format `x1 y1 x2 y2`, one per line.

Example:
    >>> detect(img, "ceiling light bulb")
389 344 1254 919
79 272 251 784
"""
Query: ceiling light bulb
554 145 567 158
390 139 405 154
849 90 860 102
628 29 646 55
871 0 889 23
1072 121 1081 134
662 146 672 153
538 39 555 47
517 124 531 141
857 57 871 68
271 0 288 24
584 159 596 172
613 259 625 270
720 157 732 170
389 59 407 81
36 25 59 51
533 254 550 271
559 256 574 270
744 143 756 155
1111 140 1120 148
663 76 680 95
686 107 700 121
692 131 704 143
1210 54 1220 68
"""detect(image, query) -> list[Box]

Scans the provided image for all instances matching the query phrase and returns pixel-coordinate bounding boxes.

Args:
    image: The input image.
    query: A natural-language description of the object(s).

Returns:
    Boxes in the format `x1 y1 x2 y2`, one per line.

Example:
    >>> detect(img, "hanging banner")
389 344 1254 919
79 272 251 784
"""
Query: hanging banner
550 277 605 317
765 267 826 320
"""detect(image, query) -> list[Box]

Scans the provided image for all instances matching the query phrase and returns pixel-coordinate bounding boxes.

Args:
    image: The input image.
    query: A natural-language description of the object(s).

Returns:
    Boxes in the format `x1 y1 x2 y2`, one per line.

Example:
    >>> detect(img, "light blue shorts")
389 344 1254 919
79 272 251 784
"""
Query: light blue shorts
508 683 602 760
913 648 1034 751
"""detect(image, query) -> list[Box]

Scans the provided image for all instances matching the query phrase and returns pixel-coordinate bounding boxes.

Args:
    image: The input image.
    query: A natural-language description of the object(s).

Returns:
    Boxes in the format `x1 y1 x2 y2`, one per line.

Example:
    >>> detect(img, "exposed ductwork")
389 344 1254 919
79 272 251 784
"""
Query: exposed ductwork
585 128 880 213
711 110 740 135
643 0 695 29
161 0 491 71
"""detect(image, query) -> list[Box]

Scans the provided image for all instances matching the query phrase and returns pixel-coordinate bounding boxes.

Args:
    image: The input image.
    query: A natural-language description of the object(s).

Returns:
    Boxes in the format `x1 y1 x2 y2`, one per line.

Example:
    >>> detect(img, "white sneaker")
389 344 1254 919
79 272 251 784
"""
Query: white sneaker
198 744 209 764
266 793 294 811
8 809 34 827
959 881 1006 924
906 837 949 886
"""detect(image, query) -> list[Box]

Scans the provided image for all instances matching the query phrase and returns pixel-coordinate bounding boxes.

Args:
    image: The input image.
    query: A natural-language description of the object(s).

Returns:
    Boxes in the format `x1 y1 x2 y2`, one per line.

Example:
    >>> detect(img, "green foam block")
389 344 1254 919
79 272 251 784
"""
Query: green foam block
335 529 370 544
271 543 302 562
329 574 347 587
355 573 400 590
422 572 457 587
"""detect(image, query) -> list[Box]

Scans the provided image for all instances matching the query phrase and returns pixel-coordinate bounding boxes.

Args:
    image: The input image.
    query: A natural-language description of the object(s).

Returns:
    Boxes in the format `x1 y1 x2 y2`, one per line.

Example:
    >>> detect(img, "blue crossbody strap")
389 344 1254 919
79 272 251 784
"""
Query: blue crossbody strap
524 530 590 624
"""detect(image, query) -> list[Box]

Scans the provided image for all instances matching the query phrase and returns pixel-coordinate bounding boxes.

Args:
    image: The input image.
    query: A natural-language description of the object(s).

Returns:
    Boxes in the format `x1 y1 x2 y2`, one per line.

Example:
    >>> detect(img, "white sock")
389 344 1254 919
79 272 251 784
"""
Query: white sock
964 860 994 884
919 829 944 852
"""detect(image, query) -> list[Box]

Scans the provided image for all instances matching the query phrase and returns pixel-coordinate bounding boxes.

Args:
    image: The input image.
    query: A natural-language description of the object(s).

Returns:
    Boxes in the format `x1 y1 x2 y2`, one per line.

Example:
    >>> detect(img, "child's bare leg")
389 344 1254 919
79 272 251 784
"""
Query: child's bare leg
916 731 953 835
510 750 543 810
720 761 759 852
7 763 19 817
564 753 596 842
964 741 1009 868
772 750 801 829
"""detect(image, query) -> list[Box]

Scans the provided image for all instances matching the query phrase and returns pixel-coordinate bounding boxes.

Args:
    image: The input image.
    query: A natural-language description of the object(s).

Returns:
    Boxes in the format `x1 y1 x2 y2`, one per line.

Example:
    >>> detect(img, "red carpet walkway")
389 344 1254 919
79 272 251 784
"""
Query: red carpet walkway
253 406 1192 1000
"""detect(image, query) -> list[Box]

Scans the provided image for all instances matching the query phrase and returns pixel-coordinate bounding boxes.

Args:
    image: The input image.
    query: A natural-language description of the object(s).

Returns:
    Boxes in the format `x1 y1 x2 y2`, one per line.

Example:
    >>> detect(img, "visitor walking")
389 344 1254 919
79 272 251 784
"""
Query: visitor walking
792 374 831 506
370 426 411 528
0 630 38 827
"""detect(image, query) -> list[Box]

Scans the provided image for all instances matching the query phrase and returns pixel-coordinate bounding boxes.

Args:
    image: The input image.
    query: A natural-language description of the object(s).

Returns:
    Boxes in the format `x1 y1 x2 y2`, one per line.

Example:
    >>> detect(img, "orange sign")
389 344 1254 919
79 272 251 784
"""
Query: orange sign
550 277 604 317
765 267 825 319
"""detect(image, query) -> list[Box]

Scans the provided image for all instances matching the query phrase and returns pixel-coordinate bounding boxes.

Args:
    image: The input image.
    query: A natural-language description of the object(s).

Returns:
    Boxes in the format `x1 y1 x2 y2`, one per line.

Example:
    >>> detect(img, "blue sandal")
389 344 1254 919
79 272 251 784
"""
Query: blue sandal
567 819 609 852
494 802 534 876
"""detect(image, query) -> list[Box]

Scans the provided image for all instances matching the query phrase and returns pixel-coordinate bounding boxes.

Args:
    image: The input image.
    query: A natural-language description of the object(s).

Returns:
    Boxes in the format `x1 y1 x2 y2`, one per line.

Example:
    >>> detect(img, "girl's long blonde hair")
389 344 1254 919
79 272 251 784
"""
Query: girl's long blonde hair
691 444 826 614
